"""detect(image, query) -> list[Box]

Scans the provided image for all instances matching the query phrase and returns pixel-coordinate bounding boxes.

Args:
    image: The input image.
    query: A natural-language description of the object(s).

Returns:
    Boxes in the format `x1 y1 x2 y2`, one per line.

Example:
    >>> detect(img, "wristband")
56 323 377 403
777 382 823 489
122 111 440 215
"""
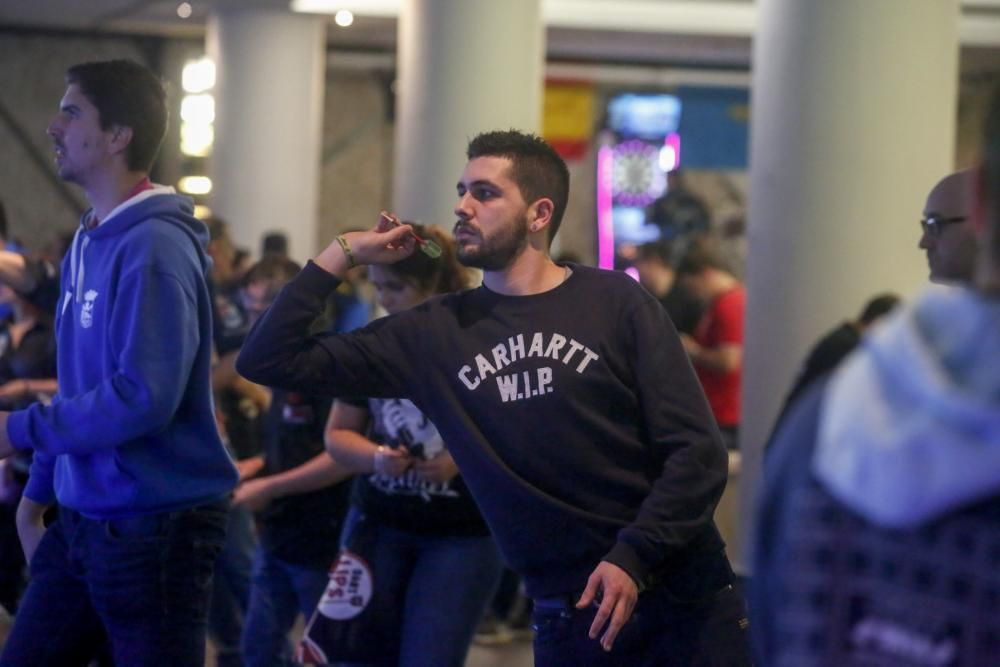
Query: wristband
335 235 357 269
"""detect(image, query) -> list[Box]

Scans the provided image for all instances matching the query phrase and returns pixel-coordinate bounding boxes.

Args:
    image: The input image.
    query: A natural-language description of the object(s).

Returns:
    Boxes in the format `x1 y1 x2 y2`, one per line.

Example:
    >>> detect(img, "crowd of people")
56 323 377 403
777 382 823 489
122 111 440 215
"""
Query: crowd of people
0 55 996 667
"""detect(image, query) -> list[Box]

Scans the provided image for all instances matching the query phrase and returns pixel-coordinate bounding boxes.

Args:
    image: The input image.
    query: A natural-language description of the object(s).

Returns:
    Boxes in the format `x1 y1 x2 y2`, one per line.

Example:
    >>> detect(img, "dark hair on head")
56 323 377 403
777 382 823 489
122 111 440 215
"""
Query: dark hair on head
243 256 302 292
204 216 229 243
66 60 168 172
985 84 1000 267
857 293 900 325
261 232 288 257
676 235 729 276
636 240 675 266
466 130 570 244
384 223 470 295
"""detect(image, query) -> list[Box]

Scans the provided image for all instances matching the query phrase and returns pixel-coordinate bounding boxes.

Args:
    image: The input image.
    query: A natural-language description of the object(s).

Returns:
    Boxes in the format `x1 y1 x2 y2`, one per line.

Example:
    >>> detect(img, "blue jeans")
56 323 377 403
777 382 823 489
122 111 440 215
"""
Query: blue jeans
531 581 752 667
242 547 330 667
0 501 228 667
340 509 504 667
209 504 255 667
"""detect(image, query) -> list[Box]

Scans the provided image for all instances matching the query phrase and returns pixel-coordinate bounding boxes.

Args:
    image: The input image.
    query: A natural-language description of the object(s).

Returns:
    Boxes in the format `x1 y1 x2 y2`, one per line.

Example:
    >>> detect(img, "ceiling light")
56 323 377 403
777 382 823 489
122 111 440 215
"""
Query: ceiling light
334 9 354 27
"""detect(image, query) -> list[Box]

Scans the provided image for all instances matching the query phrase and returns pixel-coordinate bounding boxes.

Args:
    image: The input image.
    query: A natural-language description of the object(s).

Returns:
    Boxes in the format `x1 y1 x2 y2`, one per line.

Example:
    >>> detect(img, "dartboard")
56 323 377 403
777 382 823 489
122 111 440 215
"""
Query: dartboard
611 139 665 207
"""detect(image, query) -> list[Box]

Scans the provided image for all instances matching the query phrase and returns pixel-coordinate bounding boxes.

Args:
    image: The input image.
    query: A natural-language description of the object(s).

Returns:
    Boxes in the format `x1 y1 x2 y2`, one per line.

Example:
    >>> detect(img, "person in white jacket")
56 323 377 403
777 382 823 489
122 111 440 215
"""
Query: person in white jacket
752 86 1000 667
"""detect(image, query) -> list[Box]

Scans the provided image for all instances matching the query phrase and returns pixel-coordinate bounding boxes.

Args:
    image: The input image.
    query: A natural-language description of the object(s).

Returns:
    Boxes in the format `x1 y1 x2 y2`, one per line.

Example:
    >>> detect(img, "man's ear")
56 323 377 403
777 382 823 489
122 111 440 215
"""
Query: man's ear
528 198 555 234
107 125 133 158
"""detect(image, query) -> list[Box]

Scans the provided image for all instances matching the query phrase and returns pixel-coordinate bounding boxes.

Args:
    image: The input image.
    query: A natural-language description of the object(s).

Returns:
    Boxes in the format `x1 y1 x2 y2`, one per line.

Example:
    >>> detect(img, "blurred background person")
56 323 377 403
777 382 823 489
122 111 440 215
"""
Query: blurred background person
677 235 745 449
324 224 503 667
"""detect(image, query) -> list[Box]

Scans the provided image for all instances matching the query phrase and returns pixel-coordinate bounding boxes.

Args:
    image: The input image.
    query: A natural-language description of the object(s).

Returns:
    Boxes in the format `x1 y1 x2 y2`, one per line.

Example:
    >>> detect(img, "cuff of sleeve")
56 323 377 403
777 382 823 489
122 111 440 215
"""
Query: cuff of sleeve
302 260 344 291
23 478 55 507
7 410 31 452
603 541 653 591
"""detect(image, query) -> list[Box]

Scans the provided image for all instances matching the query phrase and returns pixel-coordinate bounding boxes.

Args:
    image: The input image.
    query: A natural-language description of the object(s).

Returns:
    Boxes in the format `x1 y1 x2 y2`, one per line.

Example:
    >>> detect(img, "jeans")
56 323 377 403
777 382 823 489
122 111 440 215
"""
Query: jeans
340 509 504 667
241 547 330 667
0 500 228 667
532 582 753 667
209 504 255 667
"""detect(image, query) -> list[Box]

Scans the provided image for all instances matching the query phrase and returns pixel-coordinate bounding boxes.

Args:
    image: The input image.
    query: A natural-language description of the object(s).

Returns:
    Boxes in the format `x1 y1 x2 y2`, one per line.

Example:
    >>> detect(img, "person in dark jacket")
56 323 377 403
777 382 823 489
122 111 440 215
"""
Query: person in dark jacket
752 85 1000 667
238 131 751 666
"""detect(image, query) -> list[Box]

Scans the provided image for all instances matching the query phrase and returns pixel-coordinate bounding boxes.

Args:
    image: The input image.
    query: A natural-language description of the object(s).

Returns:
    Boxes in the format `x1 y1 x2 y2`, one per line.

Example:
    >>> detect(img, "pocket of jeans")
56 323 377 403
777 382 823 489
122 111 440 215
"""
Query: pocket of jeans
531 607 573 648
103 513 169 543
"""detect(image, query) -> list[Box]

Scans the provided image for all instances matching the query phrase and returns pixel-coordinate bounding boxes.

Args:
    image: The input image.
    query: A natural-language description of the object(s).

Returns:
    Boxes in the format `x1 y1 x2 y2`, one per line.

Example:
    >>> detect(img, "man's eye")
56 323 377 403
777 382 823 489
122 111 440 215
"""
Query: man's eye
472 188 495 201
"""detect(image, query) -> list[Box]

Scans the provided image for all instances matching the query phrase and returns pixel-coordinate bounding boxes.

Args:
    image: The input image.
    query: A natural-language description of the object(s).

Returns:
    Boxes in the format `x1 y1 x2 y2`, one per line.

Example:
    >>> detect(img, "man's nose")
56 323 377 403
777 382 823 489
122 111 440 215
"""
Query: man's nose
454 193 473 219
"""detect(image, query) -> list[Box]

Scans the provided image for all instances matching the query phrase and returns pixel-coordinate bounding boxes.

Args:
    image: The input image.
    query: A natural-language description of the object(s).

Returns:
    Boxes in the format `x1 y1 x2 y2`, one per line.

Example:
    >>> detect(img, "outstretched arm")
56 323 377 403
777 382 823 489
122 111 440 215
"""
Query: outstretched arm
236 218 419 397
232 452 352 513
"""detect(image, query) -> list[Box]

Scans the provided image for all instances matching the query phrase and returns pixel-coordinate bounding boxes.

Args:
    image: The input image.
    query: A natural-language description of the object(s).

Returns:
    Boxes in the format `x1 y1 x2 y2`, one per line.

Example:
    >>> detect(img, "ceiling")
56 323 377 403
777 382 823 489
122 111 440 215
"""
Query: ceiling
1 0 998 71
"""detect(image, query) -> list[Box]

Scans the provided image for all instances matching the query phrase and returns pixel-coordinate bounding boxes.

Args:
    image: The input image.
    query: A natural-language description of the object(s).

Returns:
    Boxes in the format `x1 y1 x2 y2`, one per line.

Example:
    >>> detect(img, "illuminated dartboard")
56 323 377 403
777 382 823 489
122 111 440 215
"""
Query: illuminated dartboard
611 139 666 207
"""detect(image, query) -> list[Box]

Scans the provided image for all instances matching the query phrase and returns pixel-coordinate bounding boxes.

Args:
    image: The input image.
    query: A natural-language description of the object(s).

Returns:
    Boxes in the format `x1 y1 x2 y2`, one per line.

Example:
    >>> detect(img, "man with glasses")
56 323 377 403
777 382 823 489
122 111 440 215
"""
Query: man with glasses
919 169 978 284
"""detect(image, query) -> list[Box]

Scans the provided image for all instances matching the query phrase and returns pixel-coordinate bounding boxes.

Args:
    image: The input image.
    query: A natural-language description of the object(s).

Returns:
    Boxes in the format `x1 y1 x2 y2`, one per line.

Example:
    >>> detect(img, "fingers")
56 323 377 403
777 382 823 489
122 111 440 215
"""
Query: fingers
579 565 638 652
576 571 600 609
599 594 634 652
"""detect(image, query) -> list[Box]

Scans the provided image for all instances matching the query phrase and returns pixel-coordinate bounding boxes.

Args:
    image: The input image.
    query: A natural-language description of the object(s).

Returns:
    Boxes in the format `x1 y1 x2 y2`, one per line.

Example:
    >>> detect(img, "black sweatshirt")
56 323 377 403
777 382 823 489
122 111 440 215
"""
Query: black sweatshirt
238 262 728 598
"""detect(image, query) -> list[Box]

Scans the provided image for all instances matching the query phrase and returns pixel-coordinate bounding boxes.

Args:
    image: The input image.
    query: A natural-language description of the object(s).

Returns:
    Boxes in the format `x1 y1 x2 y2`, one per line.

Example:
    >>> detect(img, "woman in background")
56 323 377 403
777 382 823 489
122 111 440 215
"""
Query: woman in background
325 224 503 667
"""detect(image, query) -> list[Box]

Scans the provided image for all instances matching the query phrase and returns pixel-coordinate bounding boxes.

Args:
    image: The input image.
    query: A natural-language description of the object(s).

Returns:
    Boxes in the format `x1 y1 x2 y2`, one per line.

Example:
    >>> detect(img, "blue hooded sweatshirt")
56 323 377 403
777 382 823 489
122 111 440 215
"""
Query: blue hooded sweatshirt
8 187 238 518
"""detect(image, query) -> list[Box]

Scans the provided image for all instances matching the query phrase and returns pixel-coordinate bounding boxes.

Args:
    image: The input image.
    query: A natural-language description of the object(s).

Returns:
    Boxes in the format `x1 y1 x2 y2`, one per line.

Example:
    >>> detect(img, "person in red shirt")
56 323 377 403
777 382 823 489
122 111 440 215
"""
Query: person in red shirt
677 236 745 449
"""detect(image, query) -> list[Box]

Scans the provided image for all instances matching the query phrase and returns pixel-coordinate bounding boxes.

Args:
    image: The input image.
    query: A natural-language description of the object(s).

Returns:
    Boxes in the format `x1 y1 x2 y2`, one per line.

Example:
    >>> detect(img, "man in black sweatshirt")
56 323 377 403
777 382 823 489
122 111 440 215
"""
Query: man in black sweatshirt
237 130 750 666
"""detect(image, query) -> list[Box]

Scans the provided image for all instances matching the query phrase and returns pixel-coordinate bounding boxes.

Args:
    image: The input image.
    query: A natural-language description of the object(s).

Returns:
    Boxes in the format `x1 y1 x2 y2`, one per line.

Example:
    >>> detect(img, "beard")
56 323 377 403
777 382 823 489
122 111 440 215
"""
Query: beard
455 211 530 271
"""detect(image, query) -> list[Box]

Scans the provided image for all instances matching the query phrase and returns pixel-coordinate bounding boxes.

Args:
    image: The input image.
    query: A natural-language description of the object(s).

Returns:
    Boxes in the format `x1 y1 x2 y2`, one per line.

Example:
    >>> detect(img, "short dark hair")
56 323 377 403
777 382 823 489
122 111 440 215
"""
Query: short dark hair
243 256 302 291
985 84 1000 268
466 130 569 243
676 235 729 276
261 232 289 258
857 293 900 326
385 223 469 295
636 240 675 267
204 216 230 243
66 60 168 172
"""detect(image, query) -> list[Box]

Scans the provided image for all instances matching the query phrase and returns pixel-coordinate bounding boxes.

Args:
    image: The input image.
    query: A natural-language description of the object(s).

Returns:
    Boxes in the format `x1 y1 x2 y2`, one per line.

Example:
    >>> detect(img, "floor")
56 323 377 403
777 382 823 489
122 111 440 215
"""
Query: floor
0 611 535 666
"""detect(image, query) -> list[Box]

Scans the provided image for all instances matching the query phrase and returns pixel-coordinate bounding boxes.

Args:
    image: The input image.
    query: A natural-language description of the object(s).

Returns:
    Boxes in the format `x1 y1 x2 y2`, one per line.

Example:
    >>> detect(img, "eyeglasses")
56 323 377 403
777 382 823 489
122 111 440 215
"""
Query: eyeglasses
919 215 967 237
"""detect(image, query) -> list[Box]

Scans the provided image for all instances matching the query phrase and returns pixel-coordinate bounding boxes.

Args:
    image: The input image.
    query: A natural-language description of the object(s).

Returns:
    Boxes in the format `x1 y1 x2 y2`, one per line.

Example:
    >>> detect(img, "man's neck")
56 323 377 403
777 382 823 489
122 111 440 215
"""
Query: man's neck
85 170 151 224
482 247 568 296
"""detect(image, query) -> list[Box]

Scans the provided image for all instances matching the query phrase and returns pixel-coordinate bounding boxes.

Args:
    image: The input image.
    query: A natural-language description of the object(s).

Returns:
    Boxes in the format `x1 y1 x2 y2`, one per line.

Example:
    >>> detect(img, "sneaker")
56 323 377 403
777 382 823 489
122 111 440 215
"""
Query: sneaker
473 614 513 646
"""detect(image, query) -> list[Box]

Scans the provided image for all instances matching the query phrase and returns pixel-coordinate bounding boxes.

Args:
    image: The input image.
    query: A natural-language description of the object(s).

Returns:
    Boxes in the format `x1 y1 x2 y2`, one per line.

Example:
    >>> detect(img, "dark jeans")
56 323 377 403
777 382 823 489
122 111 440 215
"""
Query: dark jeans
209 504 255 667
0 500 228 667
339 509 504 667
241 547 330 667
532 582 752 667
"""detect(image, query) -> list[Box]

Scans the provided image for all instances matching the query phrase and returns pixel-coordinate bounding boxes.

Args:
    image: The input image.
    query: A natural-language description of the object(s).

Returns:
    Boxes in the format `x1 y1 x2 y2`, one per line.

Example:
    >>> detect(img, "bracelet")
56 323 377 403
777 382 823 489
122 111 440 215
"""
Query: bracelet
335 235 357 269
374 445 388 475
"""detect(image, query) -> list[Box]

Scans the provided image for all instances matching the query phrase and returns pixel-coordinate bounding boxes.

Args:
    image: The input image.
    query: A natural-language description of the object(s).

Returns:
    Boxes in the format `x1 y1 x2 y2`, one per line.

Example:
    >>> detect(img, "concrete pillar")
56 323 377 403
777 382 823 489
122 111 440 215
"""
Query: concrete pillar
207 8 326 262
393 0 544 225
738 0 959 572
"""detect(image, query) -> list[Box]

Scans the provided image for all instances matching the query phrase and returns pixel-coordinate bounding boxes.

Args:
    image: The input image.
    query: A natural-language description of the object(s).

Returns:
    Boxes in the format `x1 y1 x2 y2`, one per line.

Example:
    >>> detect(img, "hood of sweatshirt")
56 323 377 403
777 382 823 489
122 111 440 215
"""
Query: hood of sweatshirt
67 186 210 302
812 286 1000 528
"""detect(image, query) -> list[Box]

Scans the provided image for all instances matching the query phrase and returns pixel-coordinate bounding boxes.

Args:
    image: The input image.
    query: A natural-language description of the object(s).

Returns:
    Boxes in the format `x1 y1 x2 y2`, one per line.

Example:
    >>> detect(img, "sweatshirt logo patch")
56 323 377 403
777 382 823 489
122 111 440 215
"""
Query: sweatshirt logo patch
81 289 99 328
456 332 600 403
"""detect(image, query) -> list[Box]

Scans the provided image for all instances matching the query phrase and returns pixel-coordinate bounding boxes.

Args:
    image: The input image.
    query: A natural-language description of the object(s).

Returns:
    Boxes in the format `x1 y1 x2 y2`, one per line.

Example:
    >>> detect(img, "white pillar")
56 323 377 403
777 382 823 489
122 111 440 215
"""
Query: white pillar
393 0 544 225
738 0 959 572
207 9 326 263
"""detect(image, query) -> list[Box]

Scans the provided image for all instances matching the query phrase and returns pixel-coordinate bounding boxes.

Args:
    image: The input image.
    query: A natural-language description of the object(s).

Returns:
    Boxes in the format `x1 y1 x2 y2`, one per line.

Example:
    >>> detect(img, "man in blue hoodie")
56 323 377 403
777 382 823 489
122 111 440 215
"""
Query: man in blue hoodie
0 59 238 666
